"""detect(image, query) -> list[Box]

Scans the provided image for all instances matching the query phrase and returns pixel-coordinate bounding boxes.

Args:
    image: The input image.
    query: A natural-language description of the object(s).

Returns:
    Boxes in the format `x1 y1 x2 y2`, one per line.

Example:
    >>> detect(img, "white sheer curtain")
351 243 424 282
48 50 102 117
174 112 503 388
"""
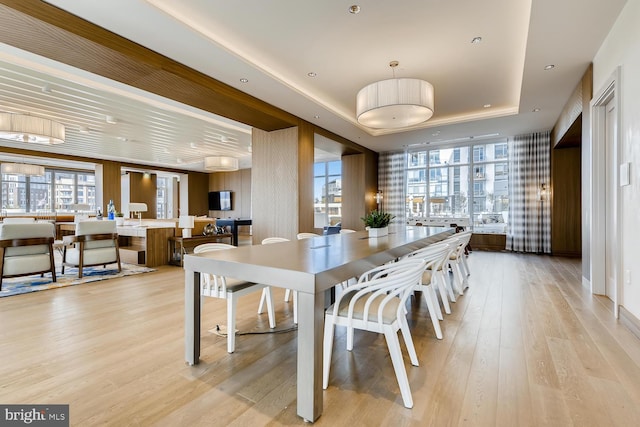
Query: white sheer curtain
378 151 406 225
507 131 551 253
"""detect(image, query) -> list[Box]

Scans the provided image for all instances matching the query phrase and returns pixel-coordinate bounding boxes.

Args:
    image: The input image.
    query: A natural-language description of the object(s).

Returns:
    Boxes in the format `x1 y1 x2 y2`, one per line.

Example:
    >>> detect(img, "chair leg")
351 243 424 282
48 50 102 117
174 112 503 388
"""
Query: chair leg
399 316 420 365
346 324 355 351
448 261 463 296
284 288 291 302
461 255 471 277
322 315 335 389
227 295 238 353
257 288 267 314
383 328 414 409
429 284 443 321
264 287 276 329
293 291 298 324
435 272 452 314
422 286 443 339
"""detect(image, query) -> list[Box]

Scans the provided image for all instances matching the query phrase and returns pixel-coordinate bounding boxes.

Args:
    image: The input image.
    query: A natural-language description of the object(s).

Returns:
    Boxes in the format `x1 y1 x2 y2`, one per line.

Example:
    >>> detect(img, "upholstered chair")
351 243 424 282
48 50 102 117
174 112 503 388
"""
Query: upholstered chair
62 220 121 278
0 222 56 289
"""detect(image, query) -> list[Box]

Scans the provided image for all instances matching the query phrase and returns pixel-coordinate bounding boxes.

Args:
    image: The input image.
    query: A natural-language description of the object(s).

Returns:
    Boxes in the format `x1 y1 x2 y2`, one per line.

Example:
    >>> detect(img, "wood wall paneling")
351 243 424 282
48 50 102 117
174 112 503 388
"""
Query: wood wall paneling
0 1 298 132
341 154 366 231
298 123 315 234
187 171 209 216
551 146 582 257
252 127 299 243
126 171 157 219
96 160 121 214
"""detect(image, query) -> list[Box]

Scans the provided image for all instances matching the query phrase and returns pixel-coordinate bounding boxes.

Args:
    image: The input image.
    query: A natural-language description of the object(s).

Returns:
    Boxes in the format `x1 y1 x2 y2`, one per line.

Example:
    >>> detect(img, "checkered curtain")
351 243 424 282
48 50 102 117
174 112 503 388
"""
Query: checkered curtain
378 151 406 224
507 131 551 253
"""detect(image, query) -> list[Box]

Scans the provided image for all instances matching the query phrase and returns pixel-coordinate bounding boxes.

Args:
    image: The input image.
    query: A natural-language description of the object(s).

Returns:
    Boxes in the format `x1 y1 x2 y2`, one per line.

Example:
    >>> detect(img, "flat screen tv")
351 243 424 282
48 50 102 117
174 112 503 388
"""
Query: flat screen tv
209 191 232 211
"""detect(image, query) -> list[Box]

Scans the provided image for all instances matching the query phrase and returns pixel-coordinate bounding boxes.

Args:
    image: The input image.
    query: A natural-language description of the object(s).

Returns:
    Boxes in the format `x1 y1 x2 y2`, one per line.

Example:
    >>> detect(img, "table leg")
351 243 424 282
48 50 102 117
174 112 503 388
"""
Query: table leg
231 225 239 246
184 270 201 365
296 290 325 422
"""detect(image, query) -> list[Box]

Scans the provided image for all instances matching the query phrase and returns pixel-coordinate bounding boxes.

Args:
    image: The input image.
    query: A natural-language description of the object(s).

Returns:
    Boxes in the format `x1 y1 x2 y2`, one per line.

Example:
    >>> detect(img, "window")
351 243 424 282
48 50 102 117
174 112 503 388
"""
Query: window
405 139 509 233
314 161 342 228
1 168 95 214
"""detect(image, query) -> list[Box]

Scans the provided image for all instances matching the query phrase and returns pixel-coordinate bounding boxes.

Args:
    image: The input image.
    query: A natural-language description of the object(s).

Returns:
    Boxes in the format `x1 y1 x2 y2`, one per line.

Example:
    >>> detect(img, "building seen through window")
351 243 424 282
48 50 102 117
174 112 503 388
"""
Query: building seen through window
314 161 342 229
406 141 509 233
1 168 95 214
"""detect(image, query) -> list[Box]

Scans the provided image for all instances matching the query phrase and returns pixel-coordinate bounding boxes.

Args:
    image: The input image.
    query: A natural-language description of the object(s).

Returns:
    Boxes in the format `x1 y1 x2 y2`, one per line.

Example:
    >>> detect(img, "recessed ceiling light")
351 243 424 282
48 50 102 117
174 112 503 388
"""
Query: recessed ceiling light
78 126 90 134
314 115 320 119
190 142 198 148
105 115 118 124
483 104 491 108
471 37 482 44
307 72 317 77
544 64 555 70
348 5 361 14
117 136 128 142
239 78 249 83
533 108 541 112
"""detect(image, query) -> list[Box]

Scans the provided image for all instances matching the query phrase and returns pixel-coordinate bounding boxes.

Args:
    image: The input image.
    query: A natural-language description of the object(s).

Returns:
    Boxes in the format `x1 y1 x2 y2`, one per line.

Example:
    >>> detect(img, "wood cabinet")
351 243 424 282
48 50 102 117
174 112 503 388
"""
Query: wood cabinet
470 233 506 251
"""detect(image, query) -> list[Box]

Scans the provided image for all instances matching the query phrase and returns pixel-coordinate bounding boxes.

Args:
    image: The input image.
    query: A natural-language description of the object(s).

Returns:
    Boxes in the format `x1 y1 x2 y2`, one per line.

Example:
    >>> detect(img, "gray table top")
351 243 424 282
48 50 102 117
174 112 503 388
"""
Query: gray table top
184 225 454 293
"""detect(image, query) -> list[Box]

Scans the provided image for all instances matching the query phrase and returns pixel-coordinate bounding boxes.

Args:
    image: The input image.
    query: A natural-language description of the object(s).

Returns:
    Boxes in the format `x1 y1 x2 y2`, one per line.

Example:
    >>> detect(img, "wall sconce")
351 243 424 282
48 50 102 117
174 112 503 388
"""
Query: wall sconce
538 183 549 202
374 191 383 208
375 191 383 204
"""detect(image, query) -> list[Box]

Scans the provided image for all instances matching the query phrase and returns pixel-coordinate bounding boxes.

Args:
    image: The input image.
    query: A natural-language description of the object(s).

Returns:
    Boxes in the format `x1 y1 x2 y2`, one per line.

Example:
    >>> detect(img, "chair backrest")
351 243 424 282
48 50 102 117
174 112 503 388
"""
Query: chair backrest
75 220 117 250
447 231 472 259
193 243 236 254
339 229 356 234
193 243 237 294
2 217 36 224
334 258 426 327
405 241 451 272
297 232 320 240
261 237 290 245
0 222 55 256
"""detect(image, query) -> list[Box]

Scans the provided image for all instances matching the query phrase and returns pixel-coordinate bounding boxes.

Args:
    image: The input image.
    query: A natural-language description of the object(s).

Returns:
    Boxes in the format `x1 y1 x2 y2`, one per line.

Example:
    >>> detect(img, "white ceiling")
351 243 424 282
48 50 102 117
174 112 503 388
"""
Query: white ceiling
0 0 628 171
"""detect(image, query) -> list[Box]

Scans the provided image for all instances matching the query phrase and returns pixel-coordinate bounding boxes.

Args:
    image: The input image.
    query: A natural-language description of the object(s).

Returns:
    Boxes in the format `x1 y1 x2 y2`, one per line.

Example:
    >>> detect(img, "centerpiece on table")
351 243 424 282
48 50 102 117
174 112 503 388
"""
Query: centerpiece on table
361 209 395 238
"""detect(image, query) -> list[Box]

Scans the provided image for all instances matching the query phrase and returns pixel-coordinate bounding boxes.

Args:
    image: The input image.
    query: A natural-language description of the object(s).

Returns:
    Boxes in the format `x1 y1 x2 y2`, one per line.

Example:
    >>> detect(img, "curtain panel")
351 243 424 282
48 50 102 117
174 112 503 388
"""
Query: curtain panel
378 151 406 225
507 131 551 253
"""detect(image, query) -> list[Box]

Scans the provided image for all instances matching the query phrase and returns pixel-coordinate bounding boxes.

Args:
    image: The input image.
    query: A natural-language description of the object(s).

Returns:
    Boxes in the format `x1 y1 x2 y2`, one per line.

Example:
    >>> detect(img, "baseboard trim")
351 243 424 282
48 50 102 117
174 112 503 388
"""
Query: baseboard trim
620 306 640 340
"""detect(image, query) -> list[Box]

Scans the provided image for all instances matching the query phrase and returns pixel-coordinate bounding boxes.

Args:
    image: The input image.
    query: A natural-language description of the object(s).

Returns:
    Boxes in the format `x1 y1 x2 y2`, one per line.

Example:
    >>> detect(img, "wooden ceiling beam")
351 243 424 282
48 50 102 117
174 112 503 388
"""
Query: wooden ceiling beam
0 0 299 132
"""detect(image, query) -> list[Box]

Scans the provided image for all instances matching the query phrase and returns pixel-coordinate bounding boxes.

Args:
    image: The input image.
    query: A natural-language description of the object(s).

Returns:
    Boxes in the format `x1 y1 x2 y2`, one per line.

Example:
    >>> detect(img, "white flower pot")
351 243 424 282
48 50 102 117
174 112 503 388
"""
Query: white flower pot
368 226 388 238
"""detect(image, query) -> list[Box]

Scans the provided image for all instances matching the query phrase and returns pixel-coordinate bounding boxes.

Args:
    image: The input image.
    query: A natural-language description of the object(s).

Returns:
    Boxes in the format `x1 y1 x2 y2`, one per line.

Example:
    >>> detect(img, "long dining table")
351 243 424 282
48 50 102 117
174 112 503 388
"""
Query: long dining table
184 225 454 422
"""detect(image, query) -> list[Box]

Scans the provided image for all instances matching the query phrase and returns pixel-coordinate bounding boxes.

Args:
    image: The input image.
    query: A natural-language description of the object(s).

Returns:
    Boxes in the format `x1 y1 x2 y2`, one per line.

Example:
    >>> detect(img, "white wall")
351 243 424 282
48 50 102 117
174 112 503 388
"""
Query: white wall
593 0 640 318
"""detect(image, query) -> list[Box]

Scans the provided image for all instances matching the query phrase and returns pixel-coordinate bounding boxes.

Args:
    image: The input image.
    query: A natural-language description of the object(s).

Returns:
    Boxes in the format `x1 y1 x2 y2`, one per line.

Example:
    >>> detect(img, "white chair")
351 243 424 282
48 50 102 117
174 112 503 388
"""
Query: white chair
61 220 121 278
323 257 426 409
404 242 452 339
0 222 56 289
257 237 298 324
446 231 472 295
194 243 276 353
2 217 36 224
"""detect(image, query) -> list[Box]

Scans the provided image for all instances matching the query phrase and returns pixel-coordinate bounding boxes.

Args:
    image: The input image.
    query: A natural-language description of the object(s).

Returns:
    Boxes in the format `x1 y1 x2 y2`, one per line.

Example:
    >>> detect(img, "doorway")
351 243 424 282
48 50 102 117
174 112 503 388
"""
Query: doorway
591 67 621 317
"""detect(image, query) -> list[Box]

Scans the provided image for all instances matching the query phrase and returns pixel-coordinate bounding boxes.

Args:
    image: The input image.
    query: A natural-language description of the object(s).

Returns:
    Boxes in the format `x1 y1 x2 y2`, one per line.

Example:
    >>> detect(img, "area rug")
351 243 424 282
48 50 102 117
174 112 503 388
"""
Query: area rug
0 264 156 298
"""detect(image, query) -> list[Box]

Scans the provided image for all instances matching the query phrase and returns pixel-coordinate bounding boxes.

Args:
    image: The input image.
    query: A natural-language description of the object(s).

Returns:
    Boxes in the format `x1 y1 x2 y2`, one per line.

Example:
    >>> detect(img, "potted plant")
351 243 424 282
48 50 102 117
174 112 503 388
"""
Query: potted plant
361 209 395 238
115 211 125 226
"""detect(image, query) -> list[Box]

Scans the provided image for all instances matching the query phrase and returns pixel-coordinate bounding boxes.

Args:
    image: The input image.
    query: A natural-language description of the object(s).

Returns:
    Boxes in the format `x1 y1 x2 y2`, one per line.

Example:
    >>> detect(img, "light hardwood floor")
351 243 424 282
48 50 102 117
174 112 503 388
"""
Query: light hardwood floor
2 250 640 426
